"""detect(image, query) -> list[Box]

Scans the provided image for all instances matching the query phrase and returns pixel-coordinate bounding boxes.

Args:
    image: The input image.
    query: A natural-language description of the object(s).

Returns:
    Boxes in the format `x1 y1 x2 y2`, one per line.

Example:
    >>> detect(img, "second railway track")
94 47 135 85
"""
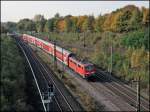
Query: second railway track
95 71 149 111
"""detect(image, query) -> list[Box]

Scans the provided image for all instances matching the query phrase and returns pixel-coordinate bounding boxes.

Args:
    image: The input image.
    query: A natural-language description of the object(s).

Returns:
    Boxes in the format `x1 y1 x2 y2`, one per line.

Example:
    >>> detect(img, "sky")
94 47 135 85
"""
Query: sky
1 1 149 22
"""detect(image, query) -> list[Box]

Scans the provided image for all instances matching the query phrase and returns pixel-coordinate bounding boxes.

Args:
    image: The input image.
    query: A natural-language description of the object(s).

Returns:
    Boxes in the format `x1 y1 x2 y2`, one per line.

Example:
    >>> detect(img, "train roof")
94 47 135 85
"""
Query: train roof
23 34 92 66
70 55 93 66
23 34 72 55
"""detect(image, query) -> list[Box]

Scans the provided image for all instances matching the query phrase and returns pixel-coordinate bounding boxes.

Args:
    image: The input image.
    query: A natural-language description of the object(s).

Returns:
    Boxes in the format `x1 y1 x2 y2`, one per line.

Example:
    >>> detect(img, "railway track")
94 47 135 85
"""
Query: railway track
16 38 62 111
95 71 149 111
16 37 83 112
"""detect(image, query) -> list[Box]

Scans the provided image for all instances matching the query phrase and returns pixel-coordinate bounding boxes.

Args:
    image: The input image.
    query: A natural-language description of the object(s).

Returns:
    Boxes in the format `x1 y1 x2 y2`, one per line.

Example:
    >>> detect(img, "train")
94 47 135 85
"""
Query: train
21 34 96 78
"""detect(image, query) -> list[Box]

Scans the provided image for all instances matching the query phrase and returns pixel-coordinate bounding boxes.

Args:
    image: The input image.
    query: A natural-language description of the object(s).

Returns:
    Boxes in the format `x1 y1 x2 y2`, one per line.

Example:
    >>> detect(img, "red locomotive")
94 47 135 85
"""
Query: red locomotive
22 34 96 78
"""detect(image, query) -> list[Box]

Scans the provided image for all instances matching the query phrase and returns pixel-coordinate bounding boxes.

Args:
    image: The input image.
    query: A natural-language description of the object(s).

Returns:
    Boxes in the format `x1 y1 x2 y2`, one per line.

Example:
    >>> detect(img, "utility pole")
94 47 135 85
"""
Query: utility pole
61 46 64 78
54 41 57 70
110 41 113 75
137 77 141 112
132 77 141 112
83 32 85 47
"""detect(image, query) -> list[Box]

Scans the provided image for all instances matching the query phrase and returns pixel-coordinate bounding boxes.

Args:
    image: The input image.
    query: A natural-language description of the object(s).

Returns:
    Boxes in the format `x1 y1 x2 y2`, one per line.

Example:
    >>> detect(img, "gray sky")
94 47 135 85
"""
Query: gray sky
1 1 149 22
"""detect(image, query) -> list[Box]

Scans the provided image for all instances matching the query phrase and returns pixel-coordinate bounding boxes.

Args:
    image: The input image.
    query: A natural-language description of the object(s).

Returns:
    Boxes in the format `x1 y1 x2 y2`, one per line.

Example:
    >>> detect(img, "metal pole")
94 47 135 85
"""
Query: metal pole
84 32 85 47
61 46 64 78
137 78 140 112
110 42 113 75
54 41 57 70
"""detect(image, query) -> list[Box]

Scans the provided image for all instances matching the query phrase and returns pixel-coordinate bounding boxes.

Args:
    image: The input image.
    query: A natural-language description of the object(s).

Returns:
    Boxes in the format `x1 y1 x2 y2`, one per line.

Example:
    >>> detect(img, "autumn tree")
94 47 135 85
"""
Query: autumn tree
57 19 65 32
82 15 95 32
77 16 87 32
103 5 143 32
70 16 78 32
64 16 73 32
142 7 149 26
94 14 105 32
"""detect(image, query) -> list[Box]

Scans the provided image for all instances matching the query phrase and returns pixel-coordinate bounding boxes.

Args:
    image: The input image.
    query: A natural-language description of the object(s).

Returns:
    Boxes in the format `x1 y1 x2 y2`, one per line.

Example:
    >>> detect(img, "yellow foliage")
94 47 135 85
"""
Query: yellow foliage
130 48 147 68
77 16 88 32
142 7 149 24
57 19 65 32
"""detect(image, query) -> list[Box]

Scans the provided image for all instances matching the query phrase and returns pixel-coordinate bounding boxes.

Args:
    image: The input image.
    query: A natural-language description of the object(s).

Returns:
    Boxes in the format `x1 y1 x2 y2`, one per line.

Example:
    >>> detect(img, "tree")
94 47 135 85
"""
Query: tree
56 19 65 32
34 15 46 33
142 7 149 26
77 16 87 32
33 14 45 22
70 16 78 32
17 19 35 32
122 29 149 50
64 16 73 32
94 14 105 32
82 15 95 32
1 25 8 33
54 13 60 19
44 18 55 32
103 5 143 32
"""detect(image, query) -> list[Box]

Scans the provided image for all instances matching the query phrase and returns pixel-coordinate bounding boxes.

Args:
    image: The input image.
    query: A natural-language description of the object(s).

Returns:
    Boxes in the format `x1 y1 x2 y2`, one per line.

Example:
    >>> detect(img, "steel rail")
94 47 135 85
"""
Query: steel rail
22 42 63 112
24 45 63 112
95 73 149 111
97 70 149 104
20 40 74 112
16 39 47 112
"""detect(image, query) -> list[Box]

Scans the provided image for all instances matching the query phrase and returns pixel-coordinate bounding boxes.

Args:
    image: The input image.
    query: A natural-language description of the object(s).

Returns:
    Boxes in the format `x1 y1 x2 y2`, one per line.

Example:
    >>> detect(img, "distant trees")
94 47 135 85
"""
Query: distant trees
1 22 17 33
33 15 46 33
44 18 55 32
94 14 105 32
33 14 45 22
17 19 36 32
64 16 73 32
3 5 149 33
1 25 8 33
82 15 95 32
6 5 150 34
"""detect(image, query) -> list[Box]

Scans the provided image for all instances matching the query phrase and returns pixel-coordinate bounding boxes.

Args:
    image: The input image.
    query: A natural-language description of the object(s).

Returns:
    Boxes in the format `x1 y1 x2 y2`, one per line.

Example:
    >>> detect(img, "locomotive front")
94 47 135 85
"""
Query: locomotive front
83 63 96 78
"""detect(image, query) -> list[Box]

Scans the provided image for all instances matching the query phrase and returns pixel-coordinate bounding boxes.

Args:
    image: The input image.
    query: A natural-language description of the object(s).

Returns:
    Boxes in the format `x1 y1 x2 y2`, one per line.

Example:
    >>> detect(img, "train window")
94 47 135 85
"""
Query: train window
78 64 81 68
85 65 94 71
73 62 76 65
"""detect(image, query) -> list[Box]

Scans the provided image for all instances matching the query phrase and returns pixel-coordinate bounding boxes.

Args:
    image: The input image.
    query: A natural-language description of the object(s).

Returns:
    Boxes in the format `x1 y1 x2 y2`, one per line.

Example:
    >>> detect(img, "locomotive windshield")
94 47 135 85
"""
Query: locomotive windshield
85 65 94 71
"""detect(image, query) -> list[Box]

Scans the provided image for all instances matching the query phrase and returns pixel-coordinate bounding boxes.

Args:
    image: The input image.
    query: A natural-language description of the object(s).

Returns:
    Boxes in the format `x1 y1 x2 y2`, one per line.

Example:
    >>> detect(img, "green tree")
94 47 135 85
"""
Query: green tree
94 14 105 32
33 14 45 22
64 16 73 32
44 18 55 32
122 29 149 50
35 19 46 32
17 19 35 32
82 15 95 32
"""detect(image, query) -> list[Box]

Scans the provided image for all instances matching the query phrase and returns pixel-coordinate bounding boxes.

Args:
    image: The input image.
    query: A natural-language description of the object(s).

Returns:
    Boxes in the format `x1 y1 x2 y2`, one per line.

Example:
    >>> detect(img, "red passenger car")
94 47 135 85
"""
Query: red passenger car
21 34 96 79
